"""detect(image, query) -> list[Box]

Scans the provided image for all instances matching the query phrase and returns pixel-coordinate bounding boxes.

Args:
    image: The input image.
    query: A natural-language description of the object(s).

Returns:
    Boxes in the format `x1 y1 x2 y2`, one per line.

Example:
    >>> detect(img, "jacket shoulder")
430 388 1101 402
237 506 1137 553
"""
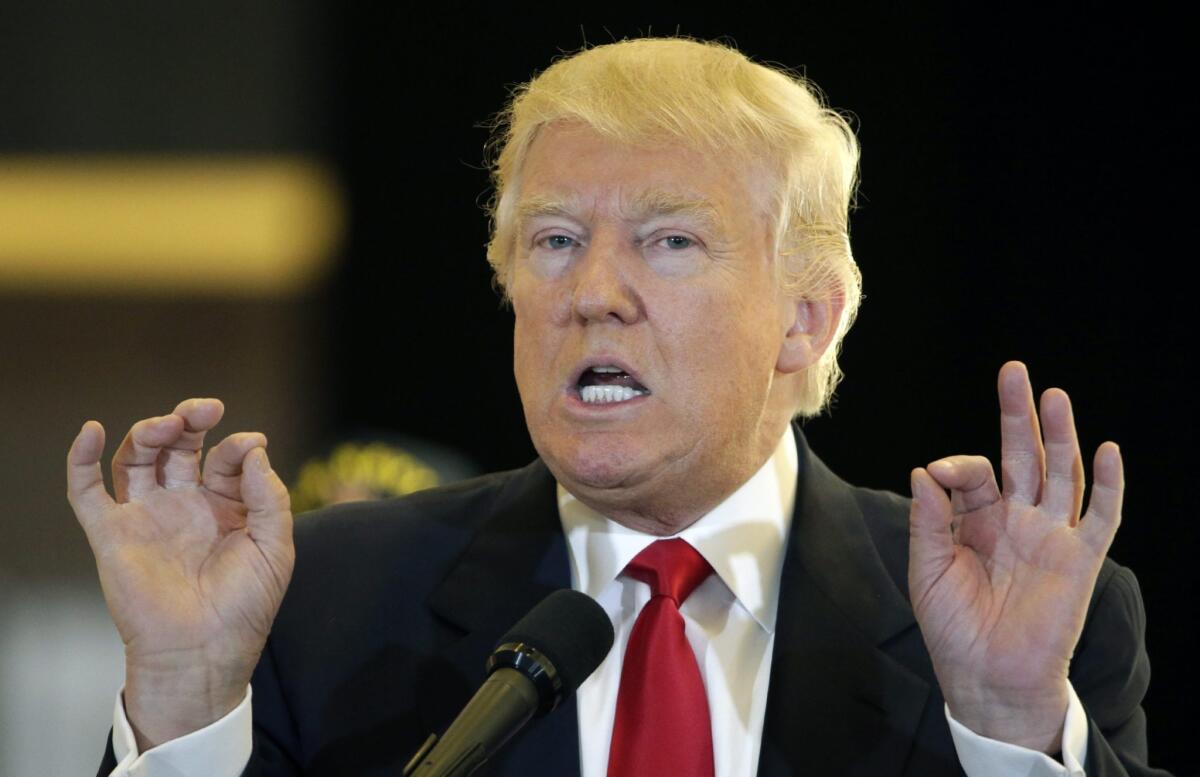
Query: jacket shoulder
846 482 914 599
291 466 530 564
275 463 544 640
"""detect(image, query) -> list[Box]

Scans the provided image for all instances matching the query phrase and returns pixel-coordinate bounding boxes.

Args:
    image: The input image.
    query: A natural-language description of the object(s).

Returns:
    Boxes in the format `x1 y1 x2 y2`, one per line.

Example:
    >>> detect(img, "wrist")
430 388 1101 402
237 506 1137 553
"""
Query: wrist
124 649 257 751
944 683 1069 754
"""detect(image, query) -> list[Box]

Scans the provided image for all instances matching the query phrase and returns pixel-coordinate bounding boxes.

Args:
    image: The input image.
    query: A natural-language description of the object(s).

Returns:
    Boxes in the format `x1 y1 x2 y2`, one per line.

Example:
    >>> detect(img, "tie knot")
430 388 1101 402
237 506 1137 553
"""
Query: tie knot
623 539 713 605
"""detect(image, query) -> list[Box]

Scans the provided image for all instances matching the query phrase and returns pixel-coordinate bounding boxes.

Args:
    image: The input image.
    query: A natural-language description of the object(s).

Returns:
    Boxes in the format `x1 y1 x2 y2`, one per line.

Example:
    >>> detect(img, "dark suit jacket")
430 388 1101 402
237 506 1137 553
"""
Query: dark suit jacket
99 430 1171 776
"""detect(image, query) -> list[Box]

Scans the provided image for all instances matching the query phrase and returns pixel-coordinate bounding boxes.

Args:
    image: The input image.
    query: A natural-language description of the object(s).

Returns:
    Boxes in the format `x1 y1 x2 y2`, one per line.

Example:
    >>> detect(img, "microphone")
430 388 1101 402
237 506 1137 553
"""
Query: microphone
403 589 615 777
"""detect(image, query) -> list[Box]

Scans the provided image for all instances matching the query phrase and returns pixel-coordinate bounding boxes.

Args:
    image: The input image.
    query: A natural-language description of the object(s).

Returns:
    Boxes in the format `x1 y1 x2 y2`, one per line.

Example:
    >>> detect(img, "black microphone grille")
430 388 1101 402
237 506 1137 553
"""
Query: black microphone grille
496 589 615 700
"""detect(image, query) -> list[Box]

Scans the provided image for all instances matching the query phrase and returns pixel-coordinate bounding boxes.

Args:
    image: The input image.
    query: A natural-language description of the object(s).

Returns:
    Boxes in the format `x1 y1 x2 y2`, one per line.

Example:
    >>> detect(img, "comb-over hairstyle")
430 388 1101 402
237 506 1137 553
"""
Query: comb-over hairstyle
484 37 862 416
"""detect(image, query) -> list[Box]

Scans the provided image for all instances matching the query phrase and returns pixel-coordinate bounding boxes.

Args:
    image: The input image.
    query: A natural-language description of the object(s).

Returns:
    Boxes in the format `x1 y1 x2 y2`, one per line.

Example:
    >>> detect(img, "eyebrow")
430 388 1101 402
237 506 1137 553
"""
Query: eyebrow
515 194 584 225
626 190 725 234
514 189 725 235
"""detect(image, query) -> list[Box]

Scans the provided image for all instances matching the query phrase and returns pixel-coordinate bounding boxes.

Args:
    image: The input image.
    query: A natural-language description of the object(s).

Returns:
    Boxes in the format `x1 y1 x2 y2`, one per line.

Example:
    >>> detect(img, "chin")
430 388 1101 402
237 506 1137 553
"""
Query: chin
538 428 654 493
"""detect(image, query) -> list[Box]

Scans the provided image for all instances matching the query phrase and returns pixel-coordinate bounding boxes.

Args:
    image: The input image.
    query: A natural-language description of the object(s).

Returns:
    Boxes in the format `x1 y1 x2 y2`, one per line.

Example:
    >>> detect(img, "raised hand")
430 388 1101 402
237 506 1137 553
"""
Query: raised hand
908 362 1123 753
66 399 294 751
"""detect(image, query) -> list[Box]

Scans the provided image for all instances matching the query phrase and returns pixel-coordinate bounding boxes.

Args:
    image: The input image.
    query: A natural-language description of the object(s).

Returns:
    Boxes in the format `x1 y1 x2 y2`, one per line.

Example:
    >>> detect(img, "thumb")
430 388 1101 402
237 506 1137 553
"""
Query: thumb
67 421 116 527
908 467 956 605
240 447 294 562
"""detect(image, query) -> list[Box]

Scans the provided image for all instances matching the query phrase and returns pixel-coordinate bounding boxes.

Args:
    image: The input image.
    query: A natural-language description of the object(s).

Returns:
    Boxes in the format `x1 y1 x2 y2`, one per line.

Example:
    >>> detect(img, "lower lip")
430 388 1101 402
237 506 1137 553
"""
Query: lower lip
564 389 651 413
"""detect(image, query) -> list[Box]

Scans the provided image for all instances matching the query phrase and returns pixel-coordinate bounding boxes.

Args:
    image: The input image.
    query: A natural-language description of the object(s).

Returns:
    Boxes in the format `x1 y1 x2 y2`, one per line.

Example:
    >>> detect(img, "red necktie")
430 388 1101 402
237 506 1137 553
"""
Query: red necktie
607 538 715 777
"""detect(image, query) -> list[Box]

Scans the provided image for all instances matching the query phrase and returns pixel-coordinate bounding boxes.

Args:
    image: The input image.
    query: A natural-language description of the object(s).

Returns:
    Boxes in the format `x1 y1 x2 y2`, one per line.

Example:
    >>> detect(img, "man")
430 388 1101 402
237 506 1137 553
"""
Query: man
70 38 1167 776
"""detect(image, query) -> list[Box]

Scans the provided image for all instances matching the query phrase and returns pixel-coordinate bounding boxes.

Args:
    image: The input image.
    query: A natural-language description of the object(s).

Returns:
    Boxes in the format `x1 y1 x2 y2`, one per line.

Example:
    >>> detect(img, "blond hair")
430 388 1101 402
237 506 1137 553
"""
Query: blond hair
484 37 862 416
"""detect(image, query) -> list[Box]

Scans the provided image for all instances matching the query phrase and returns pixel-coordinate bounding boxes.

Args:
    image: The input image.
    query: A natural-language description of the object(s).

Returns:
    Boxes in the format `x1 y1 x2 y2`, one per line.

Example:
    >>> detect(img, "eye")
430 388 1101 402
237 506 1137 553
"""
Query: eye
659 235 694 250
540 234 576 250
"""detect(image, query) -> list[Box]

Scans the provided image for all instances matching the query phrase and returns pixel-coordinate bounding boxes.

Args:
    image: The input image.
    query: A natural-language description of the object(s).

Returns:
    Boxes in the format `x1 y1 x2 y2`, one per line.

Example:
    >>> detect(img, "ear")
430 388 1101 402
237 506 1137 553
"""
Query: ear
776 291 846 374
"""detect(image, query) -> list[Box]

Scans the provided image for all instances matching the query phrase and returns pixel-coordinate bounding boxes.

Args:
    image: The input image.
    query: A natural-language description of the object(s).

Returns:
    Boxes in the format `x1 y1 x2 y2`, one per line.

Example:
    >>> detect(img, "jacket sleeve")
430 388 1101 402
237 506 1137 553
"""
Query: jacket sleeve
92 637 307 776
1071 564 1174 777
239 636 306 777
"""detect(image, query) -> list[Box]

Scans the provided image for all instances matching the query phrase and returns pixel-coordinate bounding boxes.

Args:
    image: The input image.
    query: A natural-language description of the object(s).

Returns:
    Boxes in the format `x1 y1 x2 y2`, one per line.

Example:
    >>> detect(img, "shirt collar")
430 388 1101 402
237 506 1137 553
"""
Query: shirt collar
558 425 798 633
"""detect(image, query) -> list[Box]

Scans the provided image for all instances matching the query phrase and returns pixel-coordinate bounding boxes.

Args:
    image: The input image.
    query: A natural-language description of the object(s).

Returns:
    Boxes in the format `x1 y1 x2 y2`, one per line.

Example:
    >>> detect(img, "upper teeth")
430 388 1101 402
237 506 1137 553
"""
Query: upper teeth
580 385 646 404
592 366 623 373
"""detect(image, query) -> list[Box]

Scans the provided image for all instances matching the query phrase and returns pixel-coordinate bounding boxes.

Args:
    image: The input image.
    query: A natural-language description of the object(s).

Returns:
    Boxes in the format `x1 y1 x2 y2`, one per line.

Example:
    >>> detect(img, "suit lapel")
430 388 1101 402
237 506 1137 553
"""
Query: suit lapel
424 460 582 777
758 429 931 777
420 431 932 777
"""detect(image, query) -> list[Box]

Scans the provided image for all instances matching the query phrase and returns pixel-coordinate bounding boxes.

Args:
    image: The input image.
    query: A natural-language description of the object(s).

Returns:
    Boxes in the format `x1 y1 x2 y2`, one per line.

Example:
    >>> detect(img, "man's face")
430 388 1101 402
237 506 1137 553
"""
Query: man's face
510 122 798 528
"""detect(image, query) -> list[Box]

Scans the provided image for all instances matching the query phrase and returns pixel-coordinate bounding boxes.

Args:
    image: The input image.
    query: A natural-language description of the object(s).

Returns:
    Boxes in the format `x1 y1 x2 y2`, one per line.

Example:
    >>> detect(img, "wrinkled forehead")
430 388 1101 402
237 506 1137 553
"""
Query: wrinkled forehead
512 121 778 230
515 188 727 233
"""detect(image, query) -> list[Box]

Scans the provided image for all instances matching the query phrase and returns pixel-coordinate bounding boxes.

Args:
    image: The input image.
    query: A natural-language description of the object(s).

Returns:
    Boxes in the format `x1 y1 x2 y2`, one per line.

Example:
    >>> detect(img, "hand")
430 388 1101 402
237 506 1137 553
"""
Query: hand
908 361 1123 753
66 399 294 750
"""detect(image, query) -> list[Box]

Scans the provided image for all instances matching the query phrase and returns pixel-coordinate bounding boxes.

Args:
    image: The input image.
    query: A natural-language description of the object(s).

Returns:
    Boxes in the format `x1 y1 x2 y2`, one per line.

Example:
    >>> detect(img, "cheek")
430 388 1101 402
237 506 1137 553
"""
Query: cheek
511 286 569 392
511 318 546 387
512 273 572 329
661 291 780 410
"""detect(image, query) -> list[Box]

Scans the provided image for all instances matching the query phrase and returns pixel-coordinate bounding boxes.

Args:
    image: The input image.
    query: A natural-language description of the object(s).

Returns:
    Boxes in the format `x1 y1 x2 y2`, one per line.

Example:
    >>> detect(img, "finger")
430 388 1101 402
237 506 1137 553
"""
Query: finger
1039 388 1085 523
240 447 294 558
159 398 225 489
111 415 185 501
67 421 116 525
927 455 1001 514
202 432 268 501
908 467 956 608
1080 442 1123 555
998 361 1045 504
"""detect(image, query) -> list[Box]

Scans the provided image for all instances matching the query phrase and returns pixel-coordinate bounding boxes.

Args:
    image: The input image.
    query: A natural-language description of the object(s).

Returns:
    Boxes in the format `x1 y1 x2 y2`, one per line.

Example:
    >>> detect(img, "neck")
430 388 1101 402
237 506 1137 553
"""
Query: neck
568 416 793 536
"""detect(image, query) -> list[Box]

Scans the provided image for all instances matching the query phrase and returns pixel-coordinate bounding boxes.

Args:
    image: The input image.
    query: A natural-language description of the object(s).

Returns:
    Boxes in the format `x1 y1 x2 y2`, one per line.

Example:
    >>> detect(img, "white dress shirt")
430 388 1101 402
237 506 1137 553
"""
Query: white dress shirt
559 424 796 777
108 425 1088 776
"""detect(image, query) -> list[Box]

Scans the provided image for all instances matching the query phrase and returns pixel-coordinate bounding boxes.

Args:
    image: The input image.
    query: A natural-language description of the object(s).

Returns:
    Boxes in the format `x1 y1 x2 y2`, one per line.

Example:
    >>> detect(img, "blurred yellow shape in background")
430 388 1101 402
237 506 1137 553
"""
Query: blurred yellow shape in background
0 156 343 295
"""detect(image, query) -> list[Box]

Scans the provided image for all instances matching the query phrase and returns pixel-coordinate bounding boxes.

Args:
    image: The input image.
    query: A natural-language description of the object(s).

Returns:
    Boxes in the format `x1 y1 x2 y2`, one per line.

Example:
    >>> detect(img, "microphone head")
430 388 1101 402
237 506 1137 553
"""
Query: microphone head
489 589 614 714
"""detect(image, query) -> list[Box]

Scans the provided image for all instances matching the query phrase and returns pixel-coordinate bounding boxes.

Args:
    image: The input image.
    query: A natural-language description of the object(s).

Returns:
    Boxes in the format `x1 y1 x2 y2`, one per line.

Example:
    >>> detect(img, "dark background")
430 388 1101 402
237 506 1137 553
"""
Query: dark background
1 5 1192 774
333 10 1194 772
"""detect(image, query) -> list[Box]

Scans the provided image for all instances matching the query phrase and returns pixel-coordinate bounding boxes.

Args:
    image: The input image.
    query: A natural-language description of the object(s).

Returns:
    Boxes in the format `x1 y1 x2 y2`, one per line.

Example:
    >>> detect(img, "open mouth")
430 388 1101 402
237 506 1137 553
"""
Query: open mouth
575 366 650 404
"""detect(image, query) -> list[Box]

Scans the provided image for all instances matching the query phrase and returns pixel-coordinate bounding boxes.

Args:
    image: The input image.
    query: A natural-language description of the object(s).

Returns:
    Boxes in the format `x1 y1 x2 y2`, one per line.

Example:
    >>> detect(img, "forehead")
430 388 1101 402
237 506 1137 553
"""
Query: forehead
514 122 772 227
515 189 726 235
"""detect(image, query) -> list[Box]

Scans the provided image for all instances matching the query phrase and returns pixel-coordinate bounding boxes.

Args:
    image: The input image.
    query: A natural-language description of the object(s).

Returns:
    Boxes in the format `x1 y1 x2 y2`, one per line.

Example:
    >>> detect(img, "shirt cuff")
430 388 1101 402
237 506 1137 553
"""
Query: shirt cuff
946 682 1088 777
109 685 253 777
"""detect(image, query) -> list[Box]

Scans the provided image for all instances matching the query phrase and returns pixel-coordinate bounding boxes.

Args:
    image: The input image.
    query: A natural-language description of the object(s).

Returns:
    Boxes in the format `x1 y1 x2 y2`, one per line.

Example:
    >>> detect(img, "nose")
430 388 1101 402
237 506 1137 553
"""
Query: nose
570 235 643 325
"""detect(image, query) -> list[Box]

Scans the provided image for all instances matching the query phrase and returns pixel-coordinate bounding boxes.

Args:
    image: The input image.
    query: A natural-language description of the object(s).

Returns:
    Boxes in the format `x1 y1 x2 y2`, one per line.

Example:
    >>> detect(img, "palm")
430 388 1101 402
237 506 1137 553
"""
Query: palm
907 362 1123 749
914 500 1101 691
68 399 294 671
95 486 289 657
